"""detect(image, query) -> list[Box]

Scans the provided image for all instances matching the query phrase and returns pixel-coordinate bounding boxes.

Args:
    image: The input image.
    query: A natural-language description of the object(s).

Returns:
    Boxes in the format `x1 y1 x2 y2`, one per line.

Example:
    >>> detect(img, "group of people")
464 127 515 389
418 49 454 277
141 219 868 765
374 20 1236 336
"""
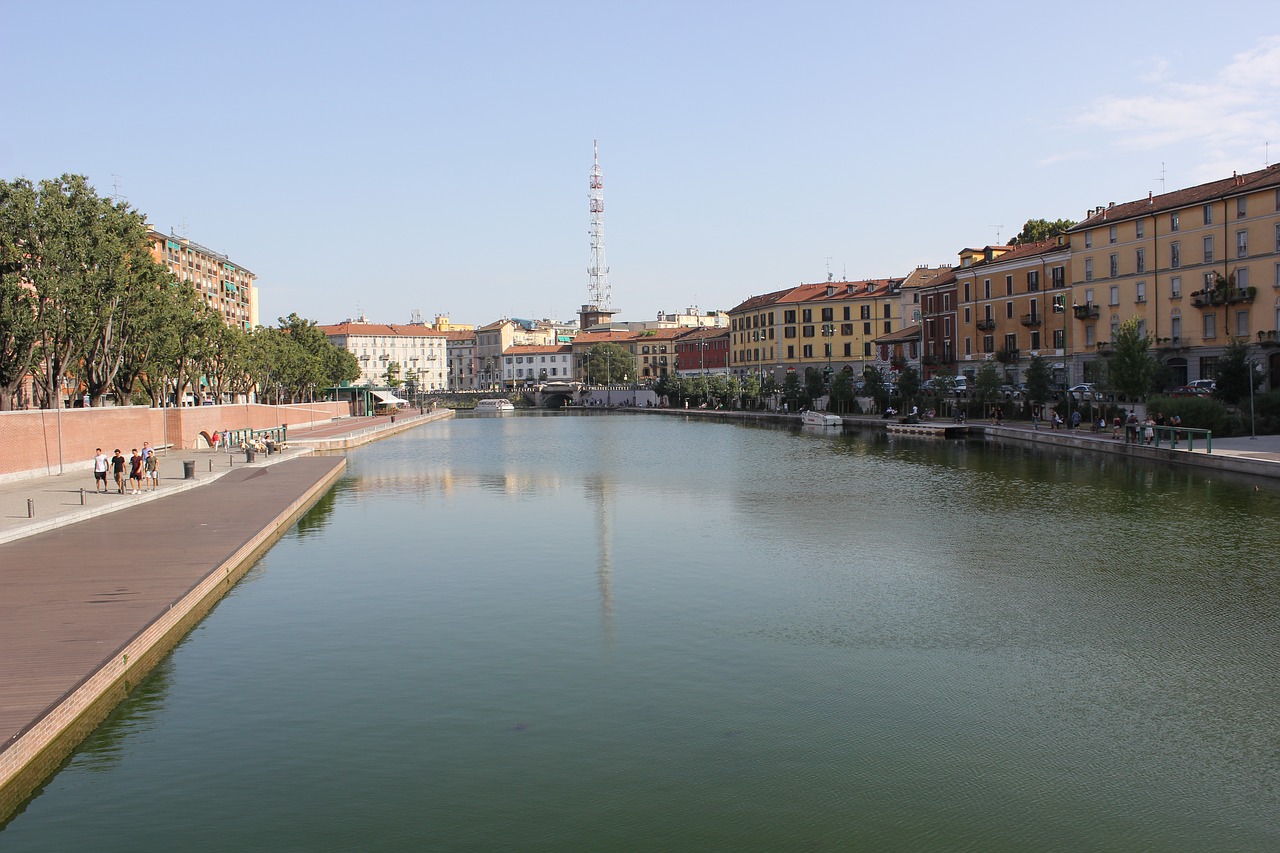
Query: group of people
92 442 158 495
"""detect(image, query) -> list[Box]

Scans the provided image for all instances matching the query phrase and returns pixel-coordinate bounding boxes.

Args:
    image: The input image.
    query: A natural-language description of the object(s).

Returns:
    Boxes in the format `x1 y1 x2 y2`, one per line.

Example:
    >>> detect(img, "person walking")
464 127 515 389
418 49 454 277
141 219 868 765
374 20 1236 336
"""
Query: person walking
111 449 126 494
128 448 144 495
144 450 158 491
1070 410 1081 431
93 448 110 493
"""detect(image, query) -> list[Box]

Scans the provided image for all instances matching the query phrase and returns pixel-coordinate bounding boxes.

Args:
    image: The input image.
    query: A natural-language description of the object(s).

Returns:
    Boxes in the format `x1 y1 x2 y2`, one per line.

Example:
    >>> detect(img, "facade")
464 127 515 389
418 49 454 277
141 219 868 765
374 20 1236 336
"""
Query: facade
953 241 1071 385
571 330 640 383
318 320 447 390
444 330 477 390
727 279 907 384
147 229 256 331
674 327 731 376
503 345 574 385
1066 164 1280 389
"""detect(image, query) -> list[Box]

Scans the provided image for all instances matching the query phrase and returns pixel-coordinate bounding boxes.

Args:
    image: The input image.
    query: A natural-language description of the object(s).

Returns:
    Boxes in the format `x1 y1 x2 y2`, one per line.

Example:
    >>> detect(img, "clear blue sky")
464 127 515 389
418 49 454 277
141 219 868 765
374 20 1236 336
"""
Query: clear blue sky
3 2 1278 328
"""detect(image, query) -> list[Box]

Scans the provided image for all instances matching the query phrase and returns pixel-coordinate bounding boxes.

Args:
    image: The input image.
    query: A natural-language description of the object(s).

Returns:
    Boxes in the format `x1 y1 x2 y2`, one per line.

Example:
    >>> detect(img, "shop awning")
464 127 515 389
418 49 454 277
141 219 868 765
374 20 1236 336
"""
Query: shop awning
371 389 409 405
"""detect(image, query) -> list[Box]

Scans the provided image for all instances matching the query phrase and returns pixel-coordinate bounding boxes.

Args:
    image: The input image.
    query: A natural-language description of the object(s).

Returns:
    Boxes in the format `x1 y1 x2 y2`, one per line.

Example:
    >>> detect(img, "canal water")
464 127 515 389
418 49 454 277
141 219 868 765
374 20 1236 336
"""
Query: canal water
3 413 1278 851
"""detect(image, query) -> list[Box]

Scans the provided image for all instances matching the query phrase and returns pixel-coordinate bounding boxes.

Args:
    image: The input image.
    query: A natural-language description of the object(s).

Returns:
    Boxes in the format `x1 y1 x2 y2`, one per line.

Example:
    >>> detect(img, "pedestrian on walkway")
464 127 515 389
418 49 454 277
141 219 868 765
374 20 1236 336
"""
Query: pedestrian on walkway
111 449 126 494
93 448 110 492
1070 410 1081 431
1052 411 1062 430
144 451 158 491
1112 415 1122 439
128 449 144 495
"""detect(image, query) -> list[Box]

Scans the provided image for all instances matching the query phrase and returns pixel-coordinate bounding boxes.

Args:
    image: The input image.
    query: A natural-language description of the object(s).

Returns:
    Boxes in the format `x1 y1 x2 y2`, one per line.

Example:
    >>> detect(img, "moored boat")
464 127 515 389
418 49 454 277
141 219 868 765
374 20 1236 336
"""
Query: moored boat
800 410 842 427
475 399 515 413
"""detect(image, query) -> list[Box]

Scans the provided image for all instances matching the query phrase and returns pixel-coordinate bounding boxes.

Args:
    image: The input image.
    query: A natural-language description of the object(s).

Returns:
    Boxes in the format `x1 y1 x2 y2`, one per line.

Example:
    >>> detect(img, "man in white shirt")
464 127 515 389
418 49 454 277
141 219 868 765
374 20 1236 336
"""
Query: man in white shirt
93 448 110 493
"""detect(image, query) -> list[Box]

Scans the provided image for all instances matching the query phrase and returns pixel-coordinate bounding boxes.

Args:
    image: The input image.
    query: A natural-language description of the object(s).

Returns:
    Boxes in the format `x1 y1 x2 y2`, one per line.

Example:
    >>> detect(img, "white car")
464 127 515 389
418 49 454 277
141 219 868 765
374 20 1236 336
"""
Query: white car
1067 383 1103 401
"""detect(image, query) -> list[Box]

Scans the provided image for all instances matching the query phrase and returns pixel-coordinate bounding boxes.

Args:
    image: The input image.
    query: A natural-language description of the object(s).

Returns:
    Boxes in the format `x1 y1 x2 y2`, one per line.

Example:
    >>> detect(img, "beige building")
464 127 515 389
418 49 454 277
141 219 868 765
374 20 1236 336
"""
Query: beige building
1066 164 1280 388
319 319 447 390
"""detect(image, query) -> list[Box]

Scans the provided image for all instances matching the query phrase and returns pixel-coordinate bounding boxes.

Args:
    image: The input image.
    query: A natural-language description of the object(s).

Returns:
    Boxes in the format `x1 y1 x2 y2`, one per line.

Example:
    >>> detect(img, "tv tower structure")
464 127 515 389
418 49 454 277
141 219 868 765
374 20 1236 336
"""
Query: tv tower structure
587 139 612 312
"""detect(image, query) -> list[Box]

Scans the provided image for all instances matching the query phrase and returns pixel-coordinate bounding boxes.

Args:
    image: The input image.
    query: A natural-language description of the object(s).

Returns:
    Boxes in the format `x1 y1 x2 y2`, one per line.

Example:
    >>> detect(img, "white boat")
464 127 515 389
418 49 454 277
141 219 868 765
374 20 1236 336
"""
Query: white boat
475 398 515 413
800 410 842 427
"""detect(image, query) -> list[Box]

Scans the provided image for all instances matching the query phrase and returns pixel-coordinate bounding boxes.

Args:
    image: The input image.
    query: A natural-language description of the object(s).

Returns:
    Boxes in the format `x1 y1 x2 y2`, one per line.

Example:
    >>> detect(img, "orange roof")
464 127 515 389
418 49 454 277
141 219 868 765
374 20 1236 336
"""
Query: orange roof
505 344 572 355
318 322 447 338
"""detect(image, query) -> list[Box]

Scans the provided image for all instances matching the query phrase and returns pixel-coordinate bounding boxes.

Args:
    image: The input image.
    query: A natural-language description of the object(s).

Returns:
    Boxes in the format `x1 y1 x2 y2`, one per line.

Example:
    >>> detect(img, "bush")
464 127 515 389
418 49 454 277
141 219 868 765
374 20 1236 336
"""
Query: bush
1146 395 1229 434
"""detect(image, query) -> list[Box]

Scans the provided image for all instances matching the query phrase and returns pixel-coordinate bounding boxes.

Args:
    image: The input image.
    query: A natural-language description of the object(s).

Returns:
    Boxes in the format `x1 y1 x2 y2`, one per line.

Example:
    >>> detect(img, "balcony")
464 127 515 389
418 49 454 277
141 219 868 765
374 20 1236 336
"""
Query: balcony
976 318 996 331
993 347 1019 364
1155 336 1184 352
1191 286 1257 308
1020 313 1042 328
1073 303 1100 320
1258 330 1280 348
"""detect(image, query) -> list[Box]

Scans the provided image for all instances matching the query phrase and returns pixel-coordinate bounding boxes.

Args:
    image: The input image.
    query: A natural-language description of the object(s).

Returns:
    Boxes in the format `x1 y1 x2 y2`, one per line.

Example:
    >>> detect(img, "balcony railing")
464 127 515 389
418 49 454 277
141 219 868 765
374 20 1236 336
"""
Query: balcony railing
976 318 996 331
1258 330 1280 348
1192 286 1257 308
1073 304 1100 320
1020 313 1042 328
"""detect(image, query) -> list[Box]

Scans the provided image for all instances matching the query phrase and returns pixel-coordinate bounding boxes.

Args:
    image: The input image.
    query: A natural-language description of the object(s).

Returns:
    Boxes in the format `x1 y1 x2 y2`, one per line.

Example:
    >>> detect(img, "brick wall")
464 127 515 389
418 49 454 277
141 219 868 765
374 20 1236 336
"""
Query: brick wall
0 402 351 481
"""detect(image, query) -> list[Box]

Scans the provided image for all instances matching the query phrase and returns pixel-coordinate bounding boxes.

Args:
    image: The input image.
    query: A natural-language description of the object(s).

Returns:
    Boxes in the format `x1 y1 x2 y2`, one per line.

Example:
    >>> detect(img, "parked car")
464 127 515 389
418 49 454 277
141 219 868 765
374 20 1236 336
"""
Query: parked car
1068 383 1103 401
1188 379 1217 392
1168 384 1212 397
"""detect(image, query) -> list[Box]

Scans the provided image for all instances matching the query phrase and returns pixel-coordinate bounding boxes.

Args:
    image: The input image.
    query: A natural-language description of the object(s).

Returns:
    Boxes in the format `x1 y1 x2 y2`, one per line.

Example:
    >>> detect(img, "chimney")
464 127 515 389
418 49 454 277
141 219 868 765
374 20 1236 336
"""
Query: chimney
1148 191 1153 205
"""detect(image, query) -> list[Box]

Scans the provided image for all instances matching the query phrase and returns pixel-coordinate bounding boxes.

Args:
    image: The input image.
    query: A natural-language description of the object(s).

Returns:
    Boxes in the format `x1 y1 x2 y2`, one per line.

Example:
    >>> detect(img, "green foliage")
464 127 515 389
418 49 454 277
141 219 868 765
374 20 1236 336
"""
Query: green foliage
974 361 1002 406
862 364 888 409
804 367 825 402
1145 395 1230 434
829 368 855 414
1106 318 1156 401
1211 339 1258 406
1009 217 1076 245
583 343 634 384
898 365 921 404
1023 355 1053 406
781 371 805 409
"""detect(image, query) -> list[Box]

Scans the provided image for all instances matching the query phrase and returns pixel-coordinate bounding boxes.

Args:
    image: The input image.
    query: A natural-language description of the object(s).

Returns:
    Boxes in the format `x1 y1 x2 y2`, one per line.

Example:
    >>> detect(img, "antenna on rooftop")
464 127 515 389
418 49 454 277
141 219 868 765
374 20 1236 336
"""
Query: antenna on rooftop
110 174 126 205
824 257 833 281
988 225 1004 244
587 139 611 310
1155 162 1166 193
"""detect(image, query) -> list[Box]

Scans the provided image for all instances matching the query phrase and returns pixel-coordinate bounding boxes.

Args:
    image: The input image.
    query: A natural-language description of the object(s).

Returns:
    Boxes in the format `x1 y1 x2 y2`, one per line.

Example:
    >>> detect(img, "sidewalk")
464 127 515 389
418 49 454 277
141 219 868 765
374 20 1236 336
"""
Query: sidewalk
0 410 448 545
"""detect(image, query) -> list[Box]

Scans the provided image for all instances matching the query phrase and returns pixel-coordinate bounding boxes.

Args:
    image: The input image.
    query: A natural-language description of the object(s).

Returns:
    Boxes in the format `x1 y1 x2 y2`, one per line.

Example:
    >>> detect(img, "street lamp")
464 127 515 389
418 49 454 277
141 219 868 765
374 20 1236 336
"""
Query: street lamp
821 323 835 404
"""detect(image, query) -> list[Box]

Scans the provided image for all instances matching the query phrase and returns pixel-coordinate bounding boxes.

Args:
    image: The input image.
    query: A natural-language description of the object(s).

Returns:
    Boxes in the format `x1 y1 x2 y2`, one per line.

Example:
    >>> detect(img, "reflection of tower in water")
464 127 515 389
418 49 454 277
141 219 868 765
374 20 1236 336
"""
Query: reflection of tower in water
584 475 614 647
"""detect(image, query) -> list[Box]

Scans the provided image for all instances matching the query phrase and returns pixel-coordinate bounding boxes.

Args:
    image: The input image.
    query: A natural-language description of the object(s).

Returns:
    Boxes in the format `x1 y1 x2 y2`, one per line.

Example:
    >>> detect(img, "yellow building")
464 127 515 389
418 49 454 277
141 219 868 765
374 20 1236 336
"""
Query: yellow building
952 241 1071 384
1066 164 1280 388
147 228 255 331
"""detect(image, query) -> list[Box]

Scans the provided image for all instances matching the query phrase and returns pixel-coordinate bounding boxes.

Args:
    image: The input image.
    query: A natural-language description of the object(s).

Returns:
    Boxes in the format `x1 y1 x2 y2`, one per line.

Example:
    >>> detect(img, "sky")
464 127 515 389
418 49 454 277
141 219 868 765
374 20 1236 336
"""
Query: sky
3 1 1279 329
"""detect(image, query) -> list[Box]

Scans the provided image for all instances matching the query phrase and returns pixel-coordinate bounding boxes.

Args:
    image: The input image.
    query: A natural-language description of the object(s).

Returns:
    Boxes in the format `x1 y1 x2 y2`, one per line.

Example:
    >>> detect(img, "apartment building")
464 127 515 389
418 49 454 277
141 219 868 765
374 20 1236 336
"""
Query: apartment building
1067 164 1280 388
674 327 731 376
148 228 256 331
444 330 477 390
953 241 1071 384
503 345 574 385
319 320 447 390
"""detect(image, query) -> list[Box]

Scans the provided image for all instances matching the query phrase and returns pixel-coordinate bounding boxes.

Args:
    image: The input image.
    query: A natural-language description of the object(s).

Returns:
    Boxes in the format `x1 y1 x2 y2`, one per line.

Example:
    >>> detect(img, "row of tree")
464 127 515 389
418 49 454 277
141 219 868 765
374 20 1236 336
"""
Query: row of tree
0 174 359 410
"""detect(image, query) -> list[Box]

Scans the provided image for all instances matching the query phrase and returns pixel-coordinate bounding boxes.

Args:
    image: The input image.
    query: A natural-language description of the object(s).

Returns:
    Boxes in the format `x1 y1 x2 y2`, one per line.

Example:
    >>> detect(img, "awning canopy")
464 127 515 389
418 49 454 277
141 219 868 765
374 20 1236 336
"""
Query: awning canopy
371 389 409 405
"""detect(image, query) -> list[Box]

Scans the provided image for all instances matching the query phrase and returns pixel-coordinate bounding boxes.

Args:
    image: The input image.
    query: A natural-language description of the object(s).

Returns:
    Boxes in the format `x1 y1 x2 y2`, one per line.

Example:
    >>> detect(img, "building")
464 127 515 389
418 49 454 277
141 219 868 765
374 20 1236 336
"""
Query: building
570 330 640 384
1066 164 1280 389
444 330 478 390
674 327 731 376
503 344 574 385
318 319 447 390
952 241 1071 385
148 228 256 331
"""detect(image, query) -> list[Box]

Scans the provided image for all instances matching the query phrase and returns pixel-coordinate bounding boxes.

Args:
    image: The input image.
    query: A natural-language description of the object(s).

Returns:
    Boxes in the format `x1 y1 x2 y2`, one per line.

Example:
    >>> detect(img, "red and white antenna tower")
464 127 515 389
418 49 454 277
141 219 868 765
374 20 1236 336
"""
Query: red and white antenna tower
587 139 611 310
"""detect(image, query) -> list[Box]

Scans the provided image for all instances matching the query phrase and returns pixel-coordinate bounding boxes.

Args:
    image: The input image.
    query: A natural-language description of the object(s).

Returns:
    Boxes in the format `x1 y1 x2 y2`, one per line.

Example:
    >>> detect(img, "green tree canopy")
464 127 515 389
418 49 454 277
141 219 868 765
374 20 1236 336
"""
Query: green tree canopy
1023 355 1053 407
1106 318 1157 402
583 343 634 384
1212 339 1259 406
1009 217 1077 245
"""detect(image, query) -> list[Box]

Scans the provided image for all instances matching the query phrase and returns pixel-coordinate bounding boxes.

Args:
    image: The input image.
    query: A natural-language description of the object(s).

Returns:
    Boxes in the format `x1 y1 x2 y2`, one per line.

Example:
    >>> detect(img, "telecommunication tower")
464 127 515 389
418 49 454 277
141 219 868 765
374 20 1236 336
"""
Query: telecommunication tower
587 140 611 310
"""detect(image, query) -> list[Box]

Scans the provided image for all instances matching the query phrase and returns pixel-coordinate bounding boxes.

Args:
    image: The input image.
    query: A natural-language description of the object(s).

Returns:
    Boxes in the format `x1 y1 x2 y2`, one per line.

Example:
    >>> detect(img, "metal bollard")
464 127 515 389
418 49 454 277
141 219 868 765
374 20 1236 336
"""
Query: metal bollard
209 459 213 472
80 488 86 505
28 498 34 518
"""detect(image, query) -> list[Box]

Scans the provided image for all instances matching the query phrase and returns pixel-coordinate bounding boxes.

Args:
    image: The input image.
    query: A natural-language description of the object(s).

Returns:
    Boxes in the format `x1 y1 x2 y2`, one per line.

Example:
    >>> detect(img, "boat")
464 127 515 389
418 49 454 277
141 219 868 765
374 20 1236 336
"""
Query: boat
475 399 515 413
800 410 842 427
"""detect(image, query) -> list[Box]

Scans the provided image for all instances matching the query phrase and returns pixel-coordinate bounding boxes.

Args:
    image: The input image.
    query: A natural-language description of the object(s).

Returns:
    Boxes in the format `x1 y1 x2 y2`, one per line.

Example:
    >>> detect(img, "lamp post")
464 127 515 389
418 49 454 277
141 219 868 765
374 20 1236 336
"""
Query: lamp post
821 323 834 405
1249 360 1259 440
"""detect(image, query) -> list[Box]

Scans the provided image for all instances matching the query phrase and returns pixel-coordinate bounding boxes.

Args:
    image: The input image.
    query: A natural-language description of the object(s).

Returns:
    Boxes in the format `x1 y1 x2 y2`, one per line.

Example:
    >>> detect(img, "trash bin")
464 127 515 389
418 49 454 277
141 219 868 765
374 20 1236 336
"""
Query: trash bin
246 447 256 463
183 460 195 479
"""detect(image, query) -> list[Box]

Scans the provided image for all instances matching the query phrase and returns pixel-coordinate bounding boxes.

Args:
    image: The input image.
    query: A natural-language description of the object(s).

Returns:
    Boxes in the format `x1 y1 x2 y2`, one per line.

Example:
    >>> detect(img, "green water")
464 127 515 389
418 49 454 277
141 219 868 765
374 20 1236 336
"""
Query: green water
3 413 1278 851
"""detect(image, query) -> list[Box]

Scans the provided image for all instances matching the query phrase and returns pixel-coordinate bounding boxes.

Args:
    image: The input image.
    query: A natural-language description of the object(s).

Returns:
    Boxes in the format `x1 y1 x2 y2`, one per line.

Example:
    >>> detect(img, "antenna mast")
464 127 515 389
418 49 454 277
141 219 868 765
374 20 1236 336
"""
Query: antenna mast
587 140 611 310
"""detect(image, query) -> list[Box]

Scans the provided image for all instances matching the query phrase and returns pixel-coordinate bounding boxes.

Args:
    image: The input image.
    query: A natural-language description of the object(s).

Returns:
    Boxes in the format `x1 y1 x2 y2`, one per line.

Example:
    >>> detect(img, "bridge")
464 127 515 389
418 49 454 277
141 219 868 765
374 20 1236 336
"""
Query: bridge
522 381 588 408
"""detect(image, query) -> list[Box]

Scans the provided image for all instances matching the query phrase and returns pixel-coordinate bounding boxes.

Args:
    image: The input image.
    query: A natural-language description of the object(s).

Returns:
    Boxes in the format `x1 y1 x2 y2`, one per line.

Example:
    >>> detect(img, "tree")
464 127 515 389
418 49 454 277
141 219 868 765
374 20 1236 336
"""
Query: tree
0 180 42 410
804 367 825 403
829 368 855 414
1009 217 1077 245
1212 338 1259 405
862 364 888 411
583 343 634 384
1106 317 1156 402
383 360 402 388
898 365 921 409
781 371 804 410
974 361 1003 412
1024 354 1053 409
740 372 761 409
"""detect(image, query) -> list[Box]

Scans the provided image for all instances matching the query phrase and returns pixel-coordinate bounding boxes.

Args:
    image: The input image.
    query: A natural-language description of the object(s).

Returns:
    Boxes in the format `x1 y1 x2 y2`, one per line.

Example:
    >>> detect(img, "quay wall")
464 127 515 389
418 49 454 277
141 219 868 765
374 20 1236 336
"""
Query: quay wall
0 457 348 825
0 402 349 482
291 407 454 450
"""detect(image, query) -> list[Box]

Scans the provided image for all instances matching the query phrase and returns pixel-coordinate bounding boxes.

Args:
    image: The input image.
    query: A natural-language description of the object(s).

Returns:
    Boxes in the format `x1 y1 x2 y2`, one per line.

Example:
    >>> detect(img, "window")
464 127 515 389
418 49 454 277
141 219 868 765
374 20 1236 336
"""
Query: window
824 343 832 358
1236 311 1250 337
1084 259 1094 281
883 321 892 333
1276 262 1280 288
984 279 991 298
982 335 994 353
1237 197 1247 218
1004 333 1017 352
1110 286 1120 306
963 282 971 302
860 305 871 320
1053 329 1065 349
802 325 815 338
786 345 794 358
1006 301 1014 319
1109 253 1119 277
944 294 952 310
1236 267 1249 289
1203 313 1216 339
1136 220 1145 238
802 345 813 358
1084 288 1095 304
1170 276 1182 298
1203 204 1213 225
821 307 833 322
1276 223 1280 252
1027 270 1040 291
1171 212 1180 231
883 304 891 319
1109 225 1117 244
864 342 872 357
1203 236 1214 263
863 322 871 335
1085 325 1096 346
843 343 851 357
1171 241 1181 269
1111 314 1120 338
843 306 851 321
1006 275 1014 296
1136 248 1145 273
1052 266 1065 287
802 309 812 323
1085 231 1093 248
840 323 853 335
1237 229 1248 258
1170 315 1181 340
783 327 796 338
964 337 972 356
964 307 971 323
784 310 796 324
1136 281 1146 302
